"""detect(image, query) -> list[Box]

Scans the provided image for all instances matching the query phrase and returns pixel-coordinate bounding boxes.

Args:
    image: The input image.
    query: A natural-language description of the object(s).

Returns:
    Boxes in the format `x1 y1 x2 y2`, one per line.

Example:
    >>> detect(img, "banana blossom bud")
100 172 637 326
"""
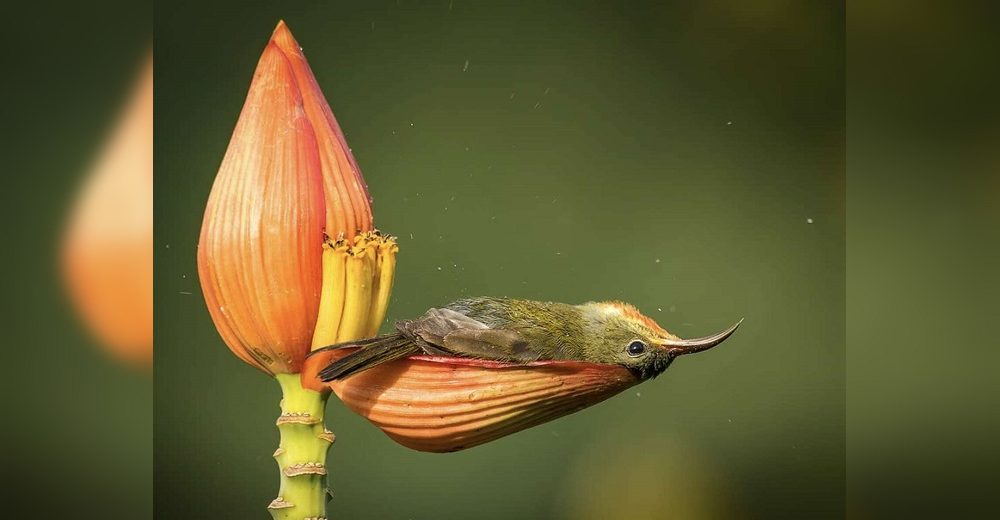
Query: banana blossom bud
198 21 395 376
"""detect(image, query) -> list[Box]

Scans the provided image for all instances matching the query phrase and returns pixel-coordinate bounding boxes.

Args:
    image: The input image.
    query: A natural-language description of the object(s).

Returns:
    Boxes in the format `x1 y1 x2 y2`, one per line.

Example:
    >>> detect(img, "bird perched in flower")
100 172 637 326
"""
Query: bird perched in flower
305 297 740 452
315 297 740 382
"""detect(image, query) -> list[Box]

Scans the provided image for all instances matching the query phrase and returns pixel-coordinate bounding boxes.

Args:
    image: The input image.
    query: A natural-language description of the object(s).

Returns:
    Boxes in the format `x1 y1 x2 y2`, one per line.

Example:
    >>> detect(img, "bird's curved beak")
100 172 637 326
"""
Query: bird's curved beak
660 318 743 357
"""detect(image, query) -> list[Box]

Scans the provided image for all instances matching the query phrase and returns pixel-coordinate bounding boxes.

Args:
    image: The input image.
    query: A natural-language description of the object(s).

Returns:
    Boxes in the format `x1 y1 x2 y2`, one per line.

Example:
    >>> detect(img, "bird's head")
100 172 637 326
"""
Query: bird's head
581 301 742 380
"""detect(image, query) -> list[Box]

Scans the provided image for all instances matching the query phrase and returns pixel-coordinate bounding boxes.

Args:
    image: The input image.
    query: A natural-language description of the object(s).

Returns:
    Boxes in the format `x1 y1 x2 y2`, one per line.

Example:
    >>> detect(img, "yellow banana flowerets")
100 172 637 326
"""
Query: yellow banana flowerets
368 239 399 336
310 239 348 350
310 232 398 348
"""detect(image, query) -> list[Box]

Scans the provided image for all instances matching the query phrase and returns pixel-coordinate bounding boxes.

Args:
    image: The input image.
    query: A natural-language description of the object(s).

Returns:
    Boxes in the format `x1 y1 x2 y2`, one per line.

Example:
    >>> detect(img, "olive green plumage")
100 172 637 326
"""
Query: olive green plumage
315 297 681 381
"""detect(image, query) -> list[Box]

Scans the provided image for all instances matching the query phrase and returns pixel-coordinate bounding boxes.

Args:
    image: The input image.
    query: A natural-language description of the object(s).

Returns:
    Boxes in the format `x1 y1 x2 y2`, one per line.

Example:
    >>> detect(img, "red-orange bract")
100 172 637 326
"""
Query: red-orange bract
304 349 639 452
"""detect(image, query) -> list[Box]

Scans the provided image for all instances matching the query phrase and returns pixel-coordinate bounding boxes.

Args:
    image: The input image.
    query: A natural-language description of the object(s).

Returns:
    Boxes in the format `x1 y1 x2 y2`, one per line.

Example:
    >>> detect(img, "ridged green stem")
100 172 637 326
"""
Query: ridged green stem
268 373 333 520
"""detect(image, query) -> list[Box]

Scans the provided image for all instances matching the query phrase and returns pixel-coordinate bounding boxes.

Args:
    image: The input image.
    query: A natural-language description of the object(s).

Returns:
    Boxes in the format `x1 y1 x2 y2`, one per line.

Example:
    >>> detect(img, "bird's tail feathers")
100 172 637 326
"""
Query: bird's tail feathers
317 333 419 381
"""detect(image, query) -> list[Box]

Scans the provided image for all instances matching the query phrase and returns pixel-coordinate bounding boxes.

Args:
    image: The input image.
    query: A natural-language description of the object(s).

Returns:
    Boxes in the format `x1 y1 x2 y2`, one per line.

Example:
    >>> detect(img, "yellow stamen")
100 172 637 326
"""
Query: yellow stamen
367 237 399 336
310 240 349 350
336 243 375 342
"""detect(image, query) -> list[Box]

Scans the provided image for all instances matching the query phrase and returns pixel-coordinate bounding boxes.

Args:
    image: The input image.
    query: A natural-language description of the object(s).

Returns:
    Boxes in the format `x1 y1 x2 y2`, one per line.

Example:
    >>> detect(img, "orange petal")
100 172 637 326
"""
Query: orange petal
306 352 638 452
270 21 373 238
197 41 326 375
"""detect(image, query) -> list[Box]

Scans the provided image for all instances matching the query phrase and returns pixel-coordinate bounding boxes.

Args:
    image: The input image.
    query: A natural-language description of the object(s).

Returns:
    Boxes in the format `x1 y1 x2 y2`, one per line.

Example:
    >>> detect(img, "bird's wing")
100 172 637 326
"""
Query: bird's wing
442 328 548 362
398 307 489 345
399 307 548 363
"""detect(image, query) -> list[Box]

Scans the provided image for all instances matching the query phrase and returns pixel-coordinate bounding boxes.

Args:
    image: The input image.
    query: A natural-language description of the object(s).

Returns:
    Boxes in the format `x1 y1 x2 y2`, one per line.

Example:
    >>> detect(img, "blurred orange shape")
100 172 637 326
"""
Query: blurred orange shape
304 349 638 452
63 55 153 366
198 22 373 375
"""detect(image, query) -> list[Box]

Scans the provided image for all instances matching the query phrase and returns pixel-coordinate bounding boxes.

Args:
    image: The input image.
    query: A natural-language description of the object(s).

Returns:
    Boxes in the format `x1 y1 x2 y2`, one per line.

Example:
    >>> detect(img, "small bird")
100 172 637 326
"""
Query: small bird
315 297 741 382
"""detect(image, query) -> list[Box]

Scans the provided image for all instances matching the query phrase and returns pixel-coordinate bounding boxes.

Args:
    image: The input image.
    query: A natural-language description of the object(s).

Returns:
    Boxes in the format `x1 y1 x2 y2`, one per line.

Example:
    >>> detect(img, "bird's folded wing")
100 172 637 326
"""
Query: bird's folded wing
401 307 545 363
399 307 488 345
442 328 545 362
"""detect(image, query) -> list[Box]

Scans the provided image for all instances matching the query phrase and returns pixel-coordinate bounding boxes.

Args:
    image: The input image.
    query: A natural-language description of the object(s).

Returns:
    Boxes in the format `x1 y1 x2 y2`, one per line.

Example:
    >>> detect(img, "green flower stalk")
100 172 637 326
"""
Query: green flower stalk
269 374 333 519
197 21 397 519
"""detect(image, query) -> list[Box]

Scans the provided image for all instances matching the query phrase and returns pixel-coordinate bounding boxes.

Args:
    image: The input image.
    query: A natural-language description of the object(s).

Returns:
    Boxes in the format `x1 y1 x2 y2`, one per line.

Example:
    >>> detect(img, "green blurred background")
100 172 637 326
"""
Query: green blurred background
3 1 151 516
847 2 1000 517
156 1 843 518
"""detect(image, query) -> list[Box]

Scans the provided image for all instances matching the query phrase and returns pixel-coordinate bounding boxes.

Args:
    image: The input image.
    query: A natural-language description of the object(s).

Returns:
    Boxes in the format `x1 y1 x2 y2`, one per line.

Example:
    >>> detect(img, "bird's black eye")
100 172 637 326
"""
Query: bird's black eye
626 340 647 357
